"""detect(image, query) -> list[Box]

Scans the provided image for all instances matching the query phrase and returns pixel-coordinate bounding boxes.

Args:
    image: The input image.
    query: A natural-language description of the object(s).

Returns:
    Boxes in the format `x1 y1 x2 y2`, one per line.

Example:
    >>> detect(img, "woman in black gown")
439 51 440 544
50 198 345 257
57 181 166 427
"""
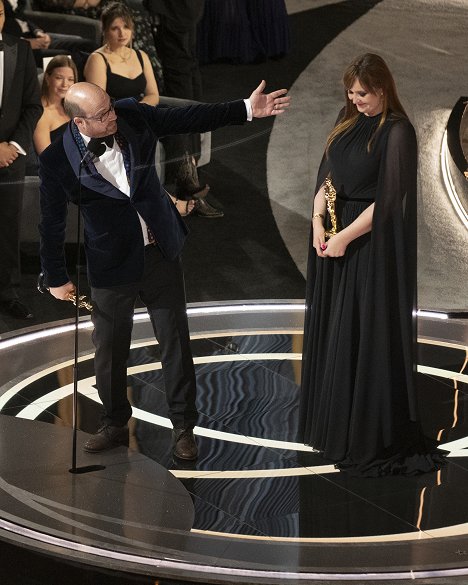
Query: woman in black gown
299 53 444 477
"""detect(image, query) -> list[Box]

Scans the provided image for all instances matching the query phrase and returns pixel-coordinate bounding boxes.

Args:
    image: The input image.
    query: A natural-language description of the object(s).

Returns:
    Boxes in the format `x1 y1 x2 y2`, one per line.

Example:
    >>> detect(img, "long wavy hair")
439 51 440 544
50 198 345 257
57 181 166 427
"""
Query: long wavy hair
326 53 408 153
42 55 78 105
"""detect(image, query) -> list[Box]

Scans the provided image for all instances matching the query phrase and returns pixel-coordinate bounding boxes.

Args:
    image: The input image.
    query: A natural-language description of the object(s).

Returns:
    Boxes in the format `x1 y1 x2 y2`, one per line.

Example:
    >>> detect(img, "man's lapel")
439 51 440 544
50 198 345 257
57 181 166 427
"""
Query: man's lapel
63 124 128 200
117 117 141 196
2 38 17 108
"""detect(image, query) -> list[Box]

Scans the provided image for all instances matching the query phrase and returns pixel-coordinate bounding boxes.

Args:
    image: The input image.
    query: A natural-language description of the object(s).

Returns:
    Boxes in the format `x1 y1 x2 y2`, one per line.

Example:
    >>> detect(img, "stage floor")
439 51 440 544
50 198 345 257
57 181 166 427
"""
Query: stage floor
0 301 467 583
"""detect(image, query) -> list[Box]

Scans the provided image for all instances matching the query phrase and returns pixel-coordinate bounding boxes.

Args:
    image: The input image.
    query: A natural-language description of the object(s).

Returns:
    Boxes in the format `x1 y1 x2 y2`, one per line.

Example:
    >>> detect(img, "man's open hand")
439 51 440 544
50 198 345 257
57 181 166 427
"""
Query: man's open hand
249 80 290 118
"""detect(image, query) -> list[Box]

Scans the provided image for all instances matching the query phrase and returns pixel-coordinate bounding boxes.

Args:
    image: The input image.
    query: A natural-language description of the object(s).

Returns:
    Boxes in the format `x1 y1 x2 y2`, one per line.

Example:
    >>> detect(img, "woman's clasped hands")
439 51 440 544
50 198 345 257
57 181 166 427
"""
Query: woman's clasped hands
313 226 348 258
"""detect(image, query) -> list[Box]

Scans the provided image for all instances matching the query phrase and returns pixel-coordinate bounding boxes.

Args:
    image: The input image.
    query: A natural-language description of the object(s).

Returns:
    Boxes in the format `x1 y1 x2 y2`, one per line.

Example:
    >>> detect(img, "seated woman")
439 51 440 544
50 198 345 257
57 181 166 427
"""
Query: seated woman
84 1 159 105
34 0 163 83
84 1 194 215
33 55 78 155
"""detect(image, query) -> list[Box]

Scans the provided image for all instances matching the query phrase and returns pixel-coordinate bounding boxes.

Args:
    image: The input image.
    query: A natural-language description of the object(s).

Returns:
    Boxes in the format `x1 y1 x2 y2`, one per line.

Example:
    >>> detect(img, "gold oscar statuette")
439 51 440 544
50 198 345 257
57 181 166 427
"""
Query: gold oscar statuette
67 293 93 312
324 176 340 240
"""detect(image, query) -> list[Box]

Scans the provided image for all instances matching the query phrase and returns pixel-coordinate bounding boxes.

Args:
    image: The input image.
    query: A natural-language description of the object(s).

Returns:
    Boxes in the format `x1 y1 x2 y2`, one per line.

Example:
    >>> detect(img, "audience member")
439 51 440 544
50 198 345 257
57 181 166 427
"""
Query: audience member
35 0 163 82
34 55 78 155
84 1 194 216
247 0 290 60
145 0 223 218
3 0 96 68
197 0 290 65
0 0 43 320
84 1 159 105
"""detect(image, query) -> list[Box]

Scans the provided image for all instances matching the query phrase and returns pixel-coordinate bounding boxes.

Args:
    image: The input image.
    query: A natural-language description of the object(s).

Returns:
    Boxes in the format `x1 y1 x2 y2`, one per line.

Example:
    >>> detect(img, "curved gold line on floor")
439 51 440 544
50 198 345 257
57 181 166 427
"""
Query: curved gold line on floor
171 466 337 479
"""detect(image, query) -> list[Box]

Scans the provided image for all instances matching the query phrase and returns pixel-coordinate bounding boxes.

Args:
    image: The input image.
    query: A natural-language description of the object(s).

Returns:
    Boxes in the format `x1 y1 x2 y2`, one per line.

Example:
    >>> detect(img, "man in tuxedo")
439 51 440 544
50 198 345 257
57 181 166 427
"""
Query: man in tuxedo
0 0 42 320
39 81 289 459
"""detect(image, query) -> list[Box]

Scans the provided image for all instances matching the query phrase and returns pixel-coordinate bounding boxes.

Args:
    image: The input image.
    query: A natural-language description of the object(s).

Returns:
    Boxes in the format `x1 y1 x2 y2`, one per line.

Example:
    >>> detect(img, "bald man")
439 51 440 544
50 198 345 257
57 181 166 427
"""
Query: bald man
39 81 290 459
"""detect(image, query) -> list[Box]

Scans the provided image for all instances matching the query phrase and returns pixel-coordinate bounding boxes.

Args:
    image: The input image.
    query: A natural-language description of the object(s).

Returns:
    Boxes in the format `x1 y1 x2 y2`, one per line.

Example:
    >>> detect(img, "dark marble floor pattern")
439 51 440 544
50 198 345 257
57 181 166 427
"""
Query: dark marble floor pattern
1 332 467 544
0 312 467 584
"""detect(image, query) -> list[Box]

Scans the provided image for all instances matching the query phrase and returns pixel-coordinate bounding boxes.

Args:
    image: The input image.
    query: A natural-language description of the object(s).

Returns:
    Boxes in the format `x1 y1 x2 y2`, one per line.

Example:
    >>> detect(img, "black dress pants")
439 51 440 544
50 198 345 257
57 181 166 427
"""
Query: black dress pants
90 245 198 429
155 12 204 184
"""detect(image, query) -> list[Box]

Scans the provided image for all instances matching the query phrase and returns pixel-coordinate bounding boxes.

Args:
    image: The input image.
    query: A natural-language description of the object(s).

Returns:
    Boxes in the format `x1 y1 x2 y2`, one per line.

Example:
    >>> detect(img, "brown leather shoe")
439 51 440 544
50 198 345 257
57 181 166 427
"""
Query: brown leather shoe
83 424 129 453
173 428 198 460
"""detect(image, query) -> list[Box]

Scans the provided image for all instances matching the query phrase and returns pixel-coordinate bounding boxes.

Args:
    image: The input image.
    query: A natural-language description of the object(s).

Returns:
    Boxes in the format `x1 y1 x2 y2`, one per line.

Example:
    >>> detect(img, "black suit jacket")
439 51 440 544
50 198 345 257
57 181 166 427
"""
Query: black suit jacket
0 33 42 166
39 98 246 289
3 0 42 38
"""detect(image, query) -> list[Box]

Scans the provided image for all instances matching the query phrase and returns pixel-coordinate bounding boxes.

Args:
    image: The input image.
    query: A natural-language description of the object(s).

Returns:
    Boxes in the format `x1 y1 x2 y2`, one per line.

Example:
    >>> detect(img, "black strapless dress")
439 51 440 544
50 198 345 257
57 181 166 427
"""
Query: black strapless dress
50 122 68 144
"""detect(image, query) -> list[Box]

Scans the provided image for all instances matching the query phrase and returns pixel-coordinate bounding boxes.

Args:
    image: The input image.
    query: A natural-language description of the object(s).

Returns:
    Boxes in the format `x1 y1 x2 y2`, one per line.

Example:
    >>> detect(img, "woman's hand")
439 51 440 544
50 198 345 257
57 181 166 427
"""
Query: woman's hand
322 232 348 257
312 218 327 257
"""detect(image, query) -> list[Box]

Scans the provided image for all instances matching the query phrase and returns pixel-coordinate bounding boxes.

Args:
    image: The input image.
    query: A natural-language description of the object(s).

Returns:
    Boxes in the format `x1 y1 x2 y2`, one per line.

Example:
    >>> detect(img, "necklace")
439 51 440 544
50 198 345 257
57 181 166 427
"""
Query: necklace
105 44 132 63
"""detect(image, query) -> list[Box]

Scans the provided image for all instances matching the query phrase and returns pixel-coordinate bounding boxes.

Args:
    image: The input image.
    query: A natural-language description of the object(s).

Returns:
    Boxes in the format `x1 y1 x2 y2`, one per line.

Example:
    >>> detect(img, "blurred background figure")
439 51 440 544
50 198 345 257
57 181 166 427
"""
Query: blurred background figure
0 0 42 320
197 0 290 65
145 0 223 218
3 0 96 67
33 55 78 154
148 0 204 102
35 0 163 82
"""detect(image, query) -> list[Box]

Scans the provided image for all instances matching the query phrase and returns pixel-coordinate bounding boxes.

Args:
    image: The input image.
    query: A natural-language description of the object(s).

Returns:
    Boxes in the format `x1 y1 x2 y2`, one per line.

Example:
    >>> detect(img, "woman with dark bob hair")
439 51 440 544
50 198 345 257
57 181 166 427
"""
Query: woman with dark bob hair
298 53 445 476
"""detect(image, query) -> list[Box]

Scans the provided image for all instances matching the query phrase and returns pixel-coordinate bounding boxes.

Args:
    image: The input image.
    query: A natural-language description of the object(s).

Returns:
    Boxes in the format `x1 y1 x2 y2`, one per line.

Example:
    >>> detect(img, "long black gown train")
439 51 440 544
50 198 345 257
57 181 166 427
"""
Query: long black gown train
298 112 445 477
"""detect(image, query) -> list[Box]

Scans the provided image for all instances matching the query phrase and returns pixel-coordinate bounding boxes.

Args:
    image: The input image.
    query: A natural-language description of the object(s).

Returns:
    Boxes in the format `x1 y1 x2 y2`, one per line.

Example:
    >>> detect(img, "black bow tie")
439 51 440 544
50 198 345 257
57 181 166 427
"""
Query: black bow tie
89 134 114 149
101 134 115 148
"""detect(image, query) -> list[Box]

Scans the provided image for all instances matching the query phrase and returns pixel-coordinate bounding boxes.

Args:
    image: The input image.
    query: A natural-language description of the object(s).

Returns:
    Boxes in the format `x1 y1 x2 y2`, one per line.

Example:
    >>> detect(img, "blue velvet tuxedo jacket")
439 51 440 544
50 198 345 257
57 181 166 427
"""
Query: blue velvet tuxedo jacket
39 98 247 288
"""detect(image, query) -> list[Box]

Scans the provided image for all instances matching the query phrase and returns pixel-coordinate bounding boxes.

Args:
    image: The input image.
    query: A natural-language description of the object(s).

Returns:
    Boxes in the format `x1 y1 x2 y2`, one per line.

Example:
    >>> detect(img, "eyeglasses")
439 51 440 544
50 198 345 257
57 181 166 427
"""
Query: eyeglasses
82 99 115 123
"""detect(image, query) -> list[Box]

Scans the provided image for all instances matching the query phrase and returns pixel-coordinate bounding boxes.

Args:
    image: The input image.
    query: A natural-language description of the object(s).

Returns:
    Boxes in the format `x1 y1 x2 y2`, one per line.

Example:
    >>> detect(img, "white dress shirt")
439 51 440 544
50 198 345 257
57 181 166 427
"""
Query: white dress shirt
79 99 251 244
80 132 152 245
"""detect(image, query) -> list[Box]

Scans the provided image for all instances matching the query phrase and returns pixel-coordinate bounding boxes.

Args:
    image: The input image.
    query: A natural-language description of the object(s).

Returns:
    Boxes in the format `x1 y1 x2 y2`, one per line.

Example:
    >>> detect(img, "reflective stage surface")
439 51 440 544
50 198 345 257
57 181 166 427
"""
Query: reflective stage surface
0 301 467 583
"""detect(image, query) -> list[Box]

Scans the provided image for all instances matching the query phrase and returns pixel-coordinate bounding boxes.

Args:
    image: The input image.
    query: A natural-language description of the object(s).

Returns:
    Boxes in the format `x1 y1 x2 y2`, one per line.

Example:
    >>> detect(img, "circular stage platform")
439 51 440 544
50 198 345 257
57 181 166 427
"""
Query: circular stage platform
0 300 467 583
